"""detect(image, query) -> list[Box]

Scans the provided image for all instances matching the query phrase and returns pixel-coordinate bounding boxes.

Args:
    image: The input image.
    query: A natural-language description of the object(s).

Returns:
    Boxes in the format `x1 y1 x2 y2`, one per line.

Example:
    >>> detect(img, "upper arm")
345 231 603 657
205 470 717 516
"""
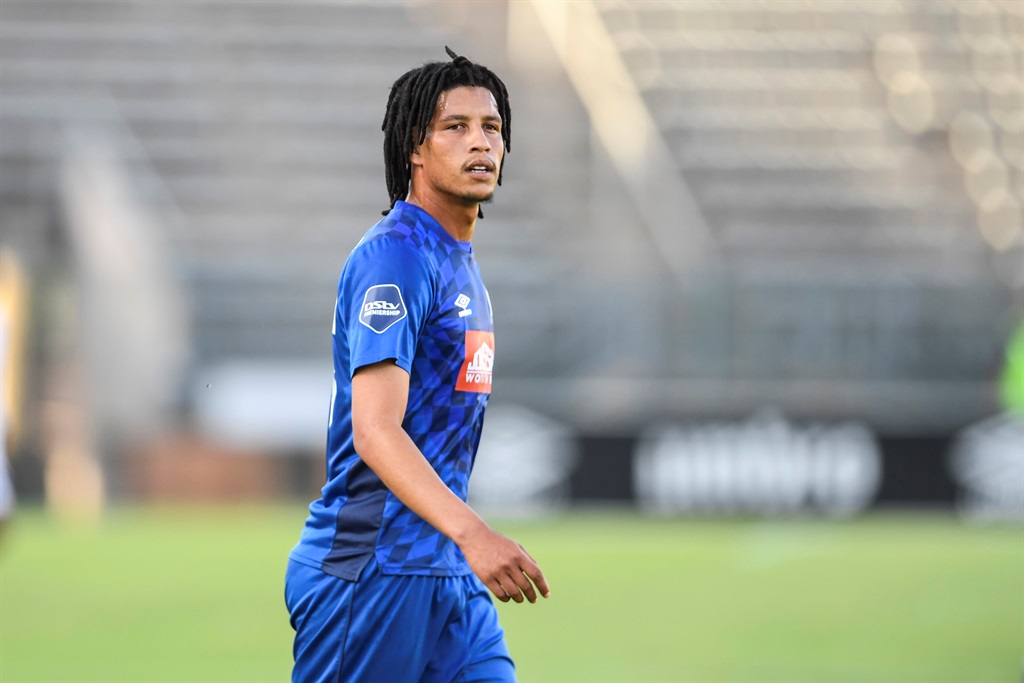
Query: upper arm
351 360 410 450
339 239 434 377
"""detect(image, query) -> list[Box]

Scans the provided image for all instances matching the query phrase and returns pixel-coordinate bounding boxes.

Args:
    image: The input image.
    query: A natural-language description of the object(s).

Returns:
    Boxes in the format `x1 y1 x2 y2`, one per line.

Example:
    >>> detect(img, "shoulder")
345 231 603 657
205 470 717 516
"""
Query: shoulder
347 234 434 277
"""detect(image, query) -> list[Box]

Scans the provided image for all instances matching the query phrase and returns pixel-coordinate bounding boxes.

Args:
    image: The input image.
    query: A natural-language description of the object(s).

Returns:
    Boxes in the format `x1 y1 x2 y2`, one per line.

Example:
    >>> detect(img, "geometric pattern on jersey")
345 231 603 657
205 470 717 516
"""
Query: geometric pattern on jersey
289 201 495 580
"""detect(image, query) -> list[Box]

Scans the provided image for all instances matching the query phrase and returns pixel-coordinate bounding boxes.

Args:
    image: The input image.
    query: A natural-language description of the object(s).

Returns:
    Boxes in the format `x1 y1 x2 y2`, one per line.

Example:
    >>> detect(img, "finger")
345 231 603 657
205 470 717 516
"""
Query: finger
523 561 550 599
498 575 524 604
487 578 510 603
512 568 538 604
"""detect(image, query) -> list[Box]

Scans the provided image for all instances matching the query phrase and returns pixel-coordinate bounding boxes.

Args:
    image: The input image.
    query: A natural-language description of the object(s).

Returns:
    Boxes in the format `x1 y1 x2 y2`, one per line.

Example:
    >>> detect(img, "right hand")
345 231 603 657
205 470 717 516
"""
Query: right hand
458 524 550 604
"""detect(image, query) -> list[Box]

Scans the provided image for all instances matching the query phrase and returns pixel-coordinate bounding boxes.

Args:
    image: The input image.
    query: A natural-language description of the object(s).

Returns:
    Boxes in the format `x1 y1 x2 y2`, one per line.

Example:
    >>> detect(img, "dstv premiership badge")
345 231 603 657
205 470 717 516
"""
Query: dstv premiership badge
359 284 407 333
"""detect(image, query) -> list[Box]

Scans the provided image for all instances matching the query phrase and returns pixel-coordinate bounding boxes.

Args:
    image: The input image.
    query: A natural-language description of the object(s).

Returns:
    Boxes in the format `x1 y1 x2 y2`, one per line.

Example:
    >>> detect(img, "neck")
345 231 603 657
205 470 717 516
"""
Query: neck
405 190 478 243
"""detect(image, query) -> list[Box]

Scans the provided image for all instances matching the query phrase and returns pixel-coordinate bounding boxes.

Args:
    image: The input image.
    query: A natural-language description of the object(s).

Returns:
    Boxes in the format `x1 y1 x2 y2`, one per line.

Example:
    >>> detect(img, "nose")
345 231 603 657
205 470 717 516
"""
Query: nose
468 123 491 153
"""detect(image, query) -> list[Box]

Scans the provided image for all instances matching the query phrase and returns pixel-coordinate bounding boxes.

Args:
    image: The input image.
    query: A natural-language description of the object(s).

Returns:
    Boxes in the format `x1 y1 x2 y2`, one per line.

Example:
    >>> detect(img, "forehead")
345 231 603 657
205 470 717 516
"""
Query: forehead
434 86 500 120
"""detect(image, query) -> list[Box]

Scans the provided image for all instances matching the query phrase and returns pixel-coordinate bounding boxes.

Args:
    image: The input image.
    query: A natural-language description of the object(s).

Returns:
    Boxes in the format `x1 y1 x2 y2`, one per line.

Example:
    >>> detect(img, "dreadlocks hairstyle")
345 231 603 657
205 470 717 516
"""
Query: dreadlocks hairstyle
381 46 512 217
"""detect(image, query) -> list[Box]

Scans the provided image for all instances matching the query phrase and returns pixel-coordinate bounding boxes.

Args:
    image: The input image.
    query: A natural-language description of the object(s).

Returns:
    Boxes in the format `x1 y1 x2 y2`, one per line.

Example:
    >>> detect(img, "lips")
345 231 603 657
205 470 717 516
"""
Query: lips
464 159 496 175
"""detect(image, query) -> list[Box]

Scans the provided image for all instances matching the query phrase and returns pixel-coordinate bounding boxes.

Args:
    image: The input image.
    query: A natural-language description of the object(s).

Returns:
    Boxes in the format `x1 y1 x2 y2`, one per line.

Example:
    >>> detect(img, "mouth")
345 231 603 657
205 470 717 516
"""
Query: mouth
464 160 496 177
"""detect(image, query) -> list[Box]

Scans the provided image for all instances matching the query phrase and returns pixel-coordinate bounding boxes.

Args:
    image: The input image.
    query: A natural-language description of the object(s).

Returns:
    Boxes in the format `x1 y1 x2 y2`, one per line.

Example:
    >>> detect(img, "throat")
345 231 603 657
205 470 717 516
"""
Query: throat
405 193 478 243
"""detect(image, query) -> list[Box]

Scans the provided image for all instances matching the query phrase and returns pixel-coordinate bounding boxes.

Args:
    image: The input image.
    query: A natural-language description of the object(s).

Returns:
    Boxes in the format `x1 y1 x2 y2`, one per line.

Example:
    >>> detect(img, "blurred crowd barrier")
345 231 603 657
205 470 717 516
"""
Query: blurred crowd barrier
471 404 1023 520
0 0 1021 520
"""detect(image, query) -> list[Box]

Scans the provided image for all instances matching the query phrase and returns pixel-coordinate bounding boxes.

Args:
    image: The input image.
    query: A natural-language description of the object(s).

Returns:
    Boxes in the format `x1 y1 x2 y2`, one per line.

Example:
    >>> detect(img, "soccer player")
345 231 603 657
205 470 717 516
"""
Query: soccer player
285 48 549 683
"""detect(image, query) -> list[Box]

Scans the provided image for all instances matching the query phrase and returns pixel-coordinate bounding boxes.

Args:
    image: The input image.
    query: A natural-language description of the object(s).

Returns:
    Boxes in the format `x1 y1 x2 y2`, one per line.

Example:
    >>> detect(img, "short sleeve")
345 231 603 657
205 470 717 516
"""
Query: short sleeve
338 237 434 376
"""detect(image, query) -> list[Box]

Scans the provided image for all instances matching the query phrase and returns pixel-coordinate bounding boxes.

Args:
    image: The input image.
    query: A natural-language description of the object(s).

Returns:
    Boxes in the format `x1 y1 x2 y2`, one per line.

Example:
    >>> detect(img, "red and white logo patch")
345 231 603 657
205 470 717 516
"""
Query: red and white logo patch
456 330 494 393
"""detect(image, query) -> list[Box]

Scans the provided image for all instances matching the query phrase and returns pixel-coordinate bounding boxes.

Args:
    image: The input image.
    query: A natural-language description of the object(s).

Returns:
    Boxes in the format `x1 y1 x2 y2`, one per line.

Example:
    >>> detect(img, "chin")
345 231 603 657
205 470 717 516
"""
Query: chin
457 191 495 206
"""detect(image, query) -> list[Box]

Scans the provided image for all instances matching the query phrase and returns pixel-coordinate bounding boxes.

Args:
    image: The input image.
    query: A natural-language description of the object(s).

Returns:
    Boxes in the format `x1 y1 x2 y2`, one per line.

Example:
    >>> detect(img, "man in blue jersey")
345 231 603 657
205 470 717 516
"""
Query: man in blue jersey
285 47 549 683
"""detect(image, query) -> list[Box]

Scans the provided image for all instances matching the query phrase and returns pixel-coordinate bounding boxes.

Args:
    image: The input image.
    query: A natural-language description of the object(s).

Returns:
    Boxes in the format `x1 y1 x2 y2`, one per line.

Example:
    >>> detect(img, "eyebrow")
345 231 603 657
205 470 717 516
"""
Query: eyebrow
438 113 502 124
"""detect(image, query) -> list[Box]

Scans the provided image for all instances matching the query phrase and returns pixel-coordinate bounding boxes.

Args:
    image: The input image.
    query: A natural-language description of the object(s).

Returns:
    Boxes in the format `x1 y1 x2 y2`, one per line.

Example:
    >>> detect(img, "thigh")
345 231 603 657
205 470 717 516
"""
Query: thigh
456 656 517 683
422 576 516 683
343 567 455 682
288 557 461 683
285 559 355 683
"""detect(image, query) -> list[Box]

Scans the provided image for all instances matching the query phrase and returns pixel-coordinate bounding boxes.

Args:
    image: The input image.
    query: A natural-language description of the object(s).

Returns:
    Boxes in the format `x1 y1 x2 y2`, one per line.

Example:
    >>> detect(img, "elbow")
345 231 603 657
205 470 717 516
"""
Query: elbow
352 420 373 459
352 415 391 463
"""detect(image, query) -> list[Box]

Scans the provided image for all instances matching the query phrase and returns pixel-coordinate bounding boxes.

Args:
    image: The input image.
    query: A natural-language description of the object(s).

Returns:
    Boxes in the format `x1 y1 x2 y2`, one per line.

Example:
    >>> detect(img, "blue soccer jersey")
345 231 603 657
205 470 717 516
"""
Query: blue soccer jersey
290 201 495 580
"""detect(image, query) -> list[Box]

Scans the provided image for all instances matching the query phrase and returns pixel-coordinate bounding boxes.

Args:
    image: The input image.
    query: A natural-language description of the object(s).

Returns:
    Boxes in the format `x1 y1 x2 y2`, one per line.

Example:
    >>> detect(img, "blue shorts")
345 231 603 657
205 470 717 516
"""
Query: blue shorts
285 556 515 683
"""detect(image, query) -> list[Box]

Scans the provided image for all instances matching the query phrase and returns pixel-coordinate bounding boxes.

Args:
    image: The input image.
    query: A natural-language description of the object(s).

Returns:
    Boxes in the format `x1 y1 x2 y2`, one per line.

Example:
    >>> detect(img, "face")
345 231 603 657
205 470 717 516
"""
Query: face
410 86 505 207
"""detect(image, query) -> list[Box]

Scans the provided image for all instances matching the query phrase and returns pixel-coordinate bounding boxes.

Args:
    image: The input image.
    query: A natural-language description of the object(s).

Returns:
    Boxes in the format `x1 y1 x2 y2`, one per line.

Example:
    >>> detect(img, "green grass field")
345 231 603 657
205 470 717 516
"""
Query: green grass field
0 505 1020 682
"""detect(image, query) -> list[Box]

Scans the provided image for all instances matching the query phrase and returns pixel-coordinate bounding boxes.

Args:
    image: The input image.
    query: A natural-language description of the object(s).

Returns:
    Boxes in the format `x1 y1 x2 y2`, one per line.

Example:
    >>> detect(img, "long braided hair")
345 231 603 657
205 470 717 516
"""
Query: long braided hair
381 46 511 217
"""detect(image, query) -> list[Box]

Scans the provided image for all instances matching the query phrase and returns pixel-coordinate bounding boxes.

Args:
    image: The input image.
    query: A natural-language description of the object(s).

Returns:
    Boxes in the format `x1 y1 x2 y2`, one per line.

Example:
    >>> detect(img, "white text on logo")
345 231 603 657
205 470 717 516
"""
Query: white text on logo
363 301 402 316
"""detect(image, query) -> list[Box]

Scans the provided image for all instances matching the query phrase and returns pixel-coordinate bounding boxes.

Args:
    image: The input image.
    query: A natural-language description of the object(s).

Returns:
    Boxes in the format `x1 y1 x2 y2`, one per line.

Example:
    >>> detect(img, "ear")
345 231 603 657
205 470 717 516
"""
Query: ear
409 131 424 167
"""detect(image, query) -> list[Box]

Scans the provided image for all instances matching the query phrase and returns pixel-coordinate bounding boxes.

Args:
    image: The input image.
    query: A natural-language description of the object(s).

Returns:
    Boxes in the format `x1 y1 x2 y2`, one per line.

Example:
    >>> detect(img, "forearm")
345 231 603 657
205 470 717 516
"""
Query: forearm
355 421 487 545
349 361 548 603
358 421 548 602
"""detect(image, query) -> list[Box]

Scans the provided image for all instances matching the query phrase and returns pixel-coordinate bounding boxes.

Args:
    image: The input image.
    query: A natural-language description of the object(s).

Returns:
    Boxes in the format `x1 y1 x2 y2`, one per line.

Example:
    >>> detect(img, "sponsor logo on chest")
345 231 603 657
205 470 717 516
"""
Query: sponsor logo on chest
456 330 495 393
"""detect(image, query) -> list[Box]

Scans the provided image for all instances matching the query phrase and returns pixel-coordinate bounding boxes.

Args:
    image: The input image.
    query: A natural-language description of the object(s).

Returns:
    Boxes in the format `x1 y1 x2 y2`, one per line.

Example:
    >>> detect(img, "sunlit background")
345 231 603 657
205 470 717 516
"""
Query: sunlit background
1 1 1021 682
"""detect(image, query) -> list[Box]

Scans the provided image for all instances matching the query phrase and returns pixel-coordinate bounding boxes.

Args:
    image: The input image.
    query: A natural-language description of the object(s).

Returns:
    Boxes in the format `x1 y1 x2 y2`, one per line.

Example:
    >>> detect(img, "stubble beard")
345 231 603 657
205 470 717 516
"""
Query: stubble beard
448 185 496 208
429 168 498 209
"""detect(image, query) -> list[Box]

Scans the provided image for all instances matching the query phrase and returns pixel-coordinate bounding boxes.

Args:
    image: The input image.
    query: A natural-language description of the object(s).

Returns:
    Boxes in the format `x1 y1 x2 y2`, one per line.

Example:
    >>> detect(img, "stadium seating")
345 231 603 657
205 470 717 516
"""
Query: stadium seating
0 0 1020 445
0 1 561 366
584 0 1020 426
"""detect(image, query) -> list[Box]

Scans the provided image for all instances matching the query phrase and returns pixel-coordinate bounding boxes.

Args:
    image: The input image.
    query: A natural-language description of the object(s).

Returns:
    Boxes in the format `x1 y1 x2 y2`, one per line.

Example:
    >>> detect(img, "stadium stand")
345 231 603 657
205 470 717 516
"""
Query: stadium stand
0 2 559 360
579 0 1021 427
0 1 571 451
0 0 1020 464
